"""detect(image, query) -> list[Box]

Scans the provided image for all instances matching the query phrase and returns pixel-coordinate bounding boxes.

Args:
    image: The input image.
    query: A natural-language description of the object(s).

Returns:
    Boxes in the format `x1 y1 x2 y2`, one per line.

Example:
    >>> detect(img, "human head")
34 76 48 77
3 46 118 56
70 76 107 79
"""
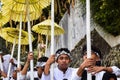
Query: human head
55 48 72 61
36 56 48 77
82 45 102 66
102 72 117 80
0 47 10 55
36 56 48 68
55 48 72 71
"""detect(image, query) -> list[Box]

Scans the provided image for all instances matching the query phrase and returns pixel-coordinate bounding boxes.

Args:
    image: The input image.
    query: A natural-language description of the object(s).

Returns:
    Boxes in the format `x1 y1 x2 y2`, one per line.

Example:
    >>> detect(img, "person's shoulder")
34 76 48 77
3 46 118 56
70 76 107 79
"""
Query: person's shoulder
67 67 78 72
3 54 11 58
3 54 11 60
27 71 37 74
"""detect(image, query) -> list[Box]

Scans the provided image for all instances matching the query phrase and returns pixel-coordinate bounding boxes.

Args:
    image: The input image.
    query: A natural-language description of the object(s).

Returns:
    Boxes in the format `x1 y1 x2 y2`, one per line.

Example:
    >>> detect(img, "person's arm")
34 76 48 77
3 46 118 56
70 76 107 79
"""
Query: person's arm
0 70 7 78
21 52 33 75
44 55 55 75
110 66 120 76
77 58 95 77
88 66 116 75
10 58 17 67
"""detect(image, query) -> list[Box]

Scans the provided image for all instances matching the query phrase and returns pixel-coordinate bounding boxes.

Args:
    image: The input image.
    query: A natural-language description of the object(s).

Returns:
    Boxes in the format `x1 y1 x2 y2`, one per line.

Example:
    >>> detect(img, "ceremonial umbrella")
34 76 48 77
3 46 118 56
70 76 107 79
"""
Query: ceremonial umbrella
2 0 50 11
0 27 34 78
1 0 50 22
0 27 34 45
10 10 42 22
32 19 64 56
32 19 64 35
1 2 42 22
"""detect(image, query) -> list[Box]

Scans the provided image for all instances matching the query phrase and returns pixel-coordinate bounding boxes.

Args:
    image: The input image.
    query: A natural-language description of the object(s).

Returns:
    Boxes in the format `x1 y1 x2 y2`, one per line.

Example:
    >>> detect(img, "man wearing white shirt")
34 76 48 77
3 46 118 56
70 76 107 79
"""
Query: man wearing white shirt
0 47 17 80
21 52 48 80
77 45 118 80
42 48 81 80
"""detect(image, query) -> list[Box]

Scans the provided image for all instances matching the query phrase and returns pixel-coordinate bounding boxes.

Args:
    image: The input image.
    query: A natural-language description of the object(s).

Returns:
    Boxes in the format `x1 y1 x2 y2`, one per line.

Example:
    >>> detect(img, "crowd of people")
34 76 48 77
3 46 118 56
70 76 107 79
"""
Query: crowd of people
0 45 120 80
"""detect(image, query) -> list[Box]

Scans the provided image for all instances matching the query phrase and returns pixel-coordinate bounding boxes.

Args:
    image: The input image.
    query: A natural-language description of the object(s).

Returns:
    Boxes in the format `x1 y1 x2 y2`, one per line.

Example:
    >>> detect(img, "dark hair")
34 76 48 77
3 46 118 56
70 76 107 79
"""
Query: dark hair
82 45 102 59
55 48 72 61
55 48 70 54
0 47 10 55
38 56 48 62
102 72 117 80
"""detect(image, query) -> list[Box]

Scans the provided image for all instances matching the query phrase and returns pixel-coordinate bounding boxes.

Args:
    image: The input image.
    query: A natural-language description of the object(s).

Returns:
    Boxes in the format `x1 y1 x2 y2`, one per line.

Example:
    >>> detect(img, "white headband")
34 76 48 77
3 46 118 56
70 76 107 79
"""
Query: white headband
84 51 100 58
56 51 72 60
36 62 46 67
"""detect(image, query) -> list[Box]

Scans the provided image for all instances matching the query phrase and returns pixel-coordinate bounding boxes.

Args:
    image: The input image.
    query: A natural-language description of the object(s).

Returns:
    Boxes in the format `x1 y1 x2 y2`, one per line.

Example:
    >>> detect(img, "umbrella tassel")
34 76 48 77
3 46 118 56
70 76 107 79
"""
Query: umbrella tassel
6 41 8 48
38 34 42 43
9 20 13 28
23 22 25 30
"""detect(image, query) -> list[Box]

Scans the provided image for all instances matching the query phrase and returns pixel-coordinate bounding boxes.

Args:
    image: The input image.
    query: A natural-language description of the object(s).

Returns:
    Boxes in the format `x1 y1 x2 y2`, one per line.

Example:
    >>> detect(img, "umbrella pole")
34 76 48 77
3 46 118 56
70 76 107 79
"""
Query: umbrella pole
27 16 34 80
0 57 4 79
0 56 3 71
26 0 34 79
17 14 22 80
7 39 16 79
86 0 92 80
45 35 48 56
50 0 55 80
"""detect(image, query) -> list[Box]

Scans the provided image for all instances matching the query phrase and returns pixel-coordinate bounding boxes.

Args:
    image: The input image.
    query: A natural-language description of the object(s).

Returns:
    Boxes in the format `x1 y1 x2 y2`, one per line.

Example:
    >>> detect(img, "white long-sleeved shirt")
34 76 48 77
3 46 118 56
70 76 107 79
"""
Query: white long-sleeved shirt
111 66 120 76
20 71 41 80
41 67 81 80
41 66 120 80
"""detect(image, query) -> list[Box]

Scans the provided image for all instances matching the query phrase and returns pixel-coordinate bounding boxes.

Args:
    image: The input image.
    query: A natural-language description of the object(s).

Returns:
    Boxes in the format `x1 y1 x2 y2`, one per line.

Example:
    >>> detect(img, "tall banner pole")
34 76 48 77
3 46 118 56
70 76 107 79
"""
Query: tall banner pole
86 0 92 80
50 0 54 80
26 0 34 80
17 13 22 80
7 39 16 79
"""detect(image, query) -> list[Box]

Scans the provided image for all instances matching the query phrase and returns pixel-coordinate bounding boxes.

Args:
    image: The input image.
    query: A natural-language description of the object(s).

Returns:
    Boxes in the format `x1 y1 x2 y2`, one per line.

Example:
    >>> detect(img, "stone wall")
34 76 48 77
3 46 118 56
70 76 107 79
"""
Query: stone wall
70 29 120 68
58 0 120 68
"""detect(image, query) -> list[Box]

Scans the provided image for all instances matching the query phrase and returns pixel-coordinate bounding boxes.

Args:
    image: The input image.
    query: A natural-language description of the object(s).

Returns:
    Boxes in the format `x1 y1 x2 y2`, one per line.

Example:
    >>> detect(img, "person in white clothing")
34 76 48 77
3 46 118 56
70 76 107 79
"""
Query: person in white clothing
41 48 81 80
21 52 48 80
0 47 17 80
76 45 117 80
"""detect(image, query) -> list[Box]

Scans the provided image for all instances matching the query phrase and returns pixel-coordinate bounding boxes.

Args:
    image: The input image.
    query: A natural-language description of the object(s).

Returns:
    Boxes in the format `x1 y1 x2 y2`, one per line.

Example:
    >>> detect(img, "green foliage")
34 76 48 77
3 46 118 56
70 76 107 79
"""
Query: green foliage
80 0 120 36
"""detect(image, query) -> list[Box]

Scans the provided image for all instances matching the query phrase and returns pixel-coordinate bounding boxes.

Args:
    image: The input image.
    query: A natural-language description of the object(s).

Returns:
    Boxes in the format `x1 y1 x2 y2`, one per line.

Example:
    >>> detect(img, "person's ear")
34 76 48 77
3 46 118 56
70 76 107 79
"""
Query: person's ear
83 55 87 60
69 59 72 63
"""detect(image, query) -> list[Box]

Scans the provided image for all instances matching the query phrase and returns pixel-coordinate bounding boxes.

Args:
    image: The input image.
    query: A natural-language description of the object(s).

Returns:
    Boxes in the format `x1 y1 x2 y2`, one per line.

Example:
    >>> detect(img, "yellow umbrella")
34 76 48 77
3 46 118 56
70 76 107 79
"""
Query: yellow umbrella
1 0 50 22
32 19 64 56
0 10 10 27
0 27 34 78
1 3 42 22
10 9 42 22
1 0 50 10
0 27 34 45
32 19 65 35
